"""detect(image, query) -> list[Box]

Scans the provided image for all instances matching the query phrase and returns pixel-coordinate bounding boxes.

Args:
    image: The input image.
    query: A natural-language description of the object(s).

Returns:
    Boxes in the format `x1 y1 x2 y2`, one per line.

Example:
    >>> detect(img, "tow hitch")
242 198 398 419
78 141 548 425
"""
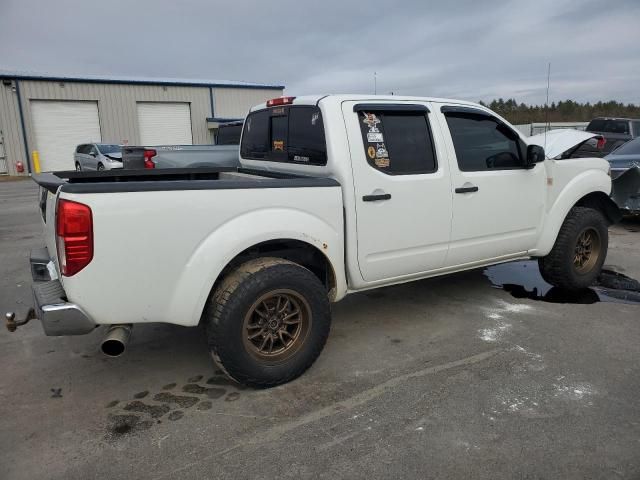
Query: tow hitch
5 309 36 332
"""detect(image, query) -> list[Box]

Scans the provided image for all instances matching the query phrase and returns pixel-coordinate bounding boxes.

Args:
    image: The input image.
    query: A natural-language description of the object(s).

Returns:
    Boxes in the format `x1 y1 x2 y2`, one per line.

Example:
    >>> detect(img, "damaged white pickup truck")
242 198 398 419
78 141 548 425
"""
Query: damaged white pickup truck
7 95 621 388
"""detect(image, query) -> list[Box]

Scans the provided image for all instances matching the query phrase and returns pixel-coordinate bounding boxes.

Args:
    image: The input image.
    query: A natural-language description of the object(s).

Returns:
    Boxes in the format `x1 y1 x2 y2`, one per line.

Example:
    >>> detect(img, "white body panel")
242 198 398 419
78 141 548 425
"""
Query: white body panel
48 94 612 328
58 186 344 327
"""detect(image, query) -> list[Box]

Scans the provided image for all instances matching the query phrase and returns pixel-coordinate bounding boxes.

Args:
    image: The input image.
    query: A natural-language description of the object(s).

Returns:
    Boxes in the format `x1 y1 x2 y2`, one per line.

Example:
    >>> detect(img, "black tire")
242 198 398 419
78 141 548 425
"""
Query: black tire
203 257 331 388
97 163 105 171
75 162 81 171
538 206 608 290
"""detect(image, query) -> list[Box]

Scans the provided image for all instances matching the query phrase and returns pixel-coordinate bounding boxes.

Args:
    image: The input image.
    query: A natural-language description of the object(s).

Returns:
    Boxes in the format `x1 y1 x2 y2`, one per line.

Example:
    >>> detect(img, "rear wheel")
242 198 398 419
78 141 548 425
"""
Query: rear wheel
97 163 105 171
538 207 608 290
75 162 81 171
203 257 331 388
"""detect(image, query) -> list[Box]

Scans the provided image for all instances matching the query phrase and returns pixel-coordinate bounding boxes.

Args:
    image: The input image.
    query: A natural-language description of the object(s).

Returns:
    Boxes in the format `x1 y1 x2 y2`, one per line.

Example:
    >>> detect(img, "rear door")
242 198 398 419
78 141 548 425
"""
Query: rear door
343 101 453 283
437 105 546 266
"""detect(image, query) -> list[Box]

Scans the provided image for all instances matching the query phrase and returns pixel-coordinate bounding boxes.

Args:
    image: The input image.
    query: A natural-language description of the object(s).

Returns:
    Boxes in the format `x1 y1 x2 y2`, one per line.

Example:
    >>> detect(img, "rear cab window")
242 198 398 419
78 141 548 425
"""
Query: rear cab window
240 105 327 165
355 106 437 175
587 119 631 134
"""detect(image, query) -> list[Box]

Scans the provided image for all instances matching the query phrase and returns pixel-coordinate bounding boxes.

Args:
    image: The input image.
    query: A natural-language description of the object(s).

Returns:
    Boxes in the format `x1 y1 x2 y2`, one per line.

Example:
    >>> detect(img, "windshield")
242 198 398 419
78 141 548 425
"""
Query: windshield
611 138 640 156
97 144 121 154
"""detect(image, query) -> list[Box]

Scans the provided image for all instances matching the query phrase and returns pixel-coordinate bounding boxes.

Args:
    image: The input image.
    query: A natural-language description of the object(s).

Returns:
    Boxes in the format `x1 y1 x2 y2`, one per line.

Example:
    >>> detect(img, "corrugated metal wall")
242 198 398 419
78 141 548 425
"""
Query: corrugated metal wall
213 87 281 118
0 79 283 175
0 82 27 175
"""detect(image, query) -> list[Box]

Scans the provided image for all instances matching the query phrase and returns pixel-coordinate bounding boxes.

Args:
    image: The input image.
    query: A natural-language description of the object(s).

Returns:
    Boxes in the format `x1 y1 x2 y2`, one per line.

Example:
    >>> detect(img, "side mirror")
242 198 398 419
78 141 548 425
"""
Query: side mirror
526 144 545 168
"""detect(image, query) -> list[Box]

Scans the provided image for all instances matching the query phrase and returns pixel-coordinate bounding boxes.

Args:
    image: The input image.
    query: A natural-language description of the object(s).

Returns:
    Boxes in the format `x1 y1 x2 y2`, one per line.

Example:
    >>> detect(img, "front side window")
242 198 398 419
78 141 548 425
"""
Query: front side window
357 110 437 175
240 106 327 165
444 112 523 171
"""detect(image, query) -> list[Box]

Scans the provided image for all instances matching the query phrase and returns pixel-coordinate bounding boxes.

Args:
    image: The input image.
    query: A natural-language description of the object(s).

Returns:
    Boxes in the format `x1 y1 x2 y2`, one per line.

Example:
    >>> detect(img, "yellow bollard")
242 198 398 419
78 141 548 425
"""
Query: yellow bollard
32 151 41 173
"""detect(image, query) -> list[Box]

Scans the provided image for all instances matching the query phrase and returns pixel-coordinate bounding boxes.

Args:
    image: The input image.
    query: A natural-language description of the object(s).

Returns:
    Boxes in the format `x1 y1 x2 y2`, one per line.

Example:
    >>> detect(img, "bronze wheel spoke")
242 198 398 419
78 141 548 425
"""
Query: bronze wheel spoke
243 289 312 361
248 330 264 340
283 309 301 323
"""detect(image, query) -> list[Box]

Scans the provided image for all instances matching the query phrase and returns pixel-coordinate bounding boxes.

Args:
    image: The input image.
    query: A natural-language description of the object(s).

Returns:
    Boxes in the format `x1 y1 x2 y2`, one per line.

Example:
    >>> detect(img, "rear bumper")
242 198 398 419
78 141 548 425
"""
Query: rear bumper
30 248 96 336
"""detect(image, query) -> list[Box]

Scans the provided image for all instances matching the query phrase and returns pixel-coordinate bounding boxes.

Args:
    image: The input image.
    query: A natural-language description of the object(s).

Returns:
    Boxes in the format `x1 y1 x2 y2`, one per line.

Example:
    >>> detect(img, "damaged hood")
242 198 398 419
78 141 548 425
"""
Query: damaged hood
528 129 599 159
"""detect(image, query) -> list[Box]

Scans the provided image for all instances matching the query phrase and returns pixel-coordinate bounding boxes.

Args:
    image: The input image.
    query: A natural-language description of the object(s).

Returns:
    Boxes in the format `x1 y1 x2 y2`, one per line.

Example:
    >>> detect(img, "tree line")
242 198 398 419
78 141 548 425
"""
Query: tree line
477 98 640 125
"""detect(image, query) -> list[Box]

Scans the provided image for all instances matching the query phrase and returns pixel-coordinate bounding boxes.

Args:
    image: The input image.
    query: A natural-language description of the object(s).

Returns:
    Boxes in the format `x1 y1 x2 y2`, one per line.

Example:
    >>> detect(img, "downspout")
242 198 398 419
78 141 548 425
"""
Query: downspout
14 79 32 174
209 87 216 144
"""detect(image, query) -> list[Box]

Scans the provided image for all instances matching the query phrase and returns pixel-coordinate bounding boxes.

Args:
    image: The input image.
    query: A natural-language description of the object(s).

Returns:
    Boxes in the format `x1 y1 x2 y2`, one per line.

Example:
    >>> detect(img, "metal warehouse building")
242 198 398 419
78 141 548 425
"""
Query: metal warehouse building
0 70 284 175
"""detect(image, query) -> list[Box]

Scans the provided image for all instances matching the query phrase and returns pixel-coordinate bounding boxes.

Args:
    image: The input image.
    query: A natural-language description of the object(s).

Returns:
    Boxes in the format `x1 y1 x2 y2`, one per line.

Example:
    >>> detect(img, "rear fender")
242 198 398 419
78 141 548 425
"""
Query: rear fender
167 208 345 326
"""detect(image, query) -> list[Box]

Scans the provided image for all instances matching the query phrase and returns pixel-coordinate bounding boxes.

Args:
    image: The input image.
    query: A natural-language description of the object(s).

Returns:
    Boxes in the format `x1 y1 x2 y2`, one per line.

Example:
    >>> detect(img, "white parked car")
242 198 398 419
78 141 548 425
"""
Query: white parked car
74 143 122 171
11 95 620 388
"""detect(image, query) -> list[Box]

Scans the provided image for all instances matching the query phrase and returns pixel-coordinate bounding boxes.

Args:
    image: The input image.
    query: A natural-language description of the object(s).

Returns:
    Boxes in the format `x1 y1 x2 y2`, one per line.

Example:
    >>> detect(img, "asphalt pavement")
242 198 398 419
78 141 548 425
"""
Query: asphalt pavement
1 179 639 480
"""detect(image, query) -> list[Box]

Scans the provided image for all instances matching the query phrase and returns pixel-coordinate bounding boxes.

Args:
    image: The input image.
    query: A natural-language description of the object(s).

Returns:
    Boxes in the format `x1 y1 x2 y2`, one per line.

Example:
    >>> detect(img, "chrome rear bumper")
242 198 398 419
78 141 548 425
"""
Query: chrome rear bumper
5 248 96 336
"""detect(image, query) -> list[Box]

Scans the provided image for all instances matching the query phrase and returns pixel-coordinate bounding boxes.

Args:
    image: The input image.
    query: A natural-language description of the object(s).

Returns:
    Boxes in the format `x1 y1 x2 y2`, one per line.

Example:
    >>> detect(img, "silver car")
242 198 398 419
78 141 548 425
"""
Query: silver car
74 143 123 171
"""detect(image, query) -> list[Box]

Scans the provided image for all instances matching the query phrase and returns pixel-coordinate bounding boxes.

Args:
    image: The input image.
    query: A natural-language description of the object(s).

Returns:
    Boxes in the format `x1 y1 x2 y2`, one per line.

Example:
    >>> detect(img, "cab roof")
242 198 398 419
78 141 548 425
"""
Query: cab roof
249 94 483 112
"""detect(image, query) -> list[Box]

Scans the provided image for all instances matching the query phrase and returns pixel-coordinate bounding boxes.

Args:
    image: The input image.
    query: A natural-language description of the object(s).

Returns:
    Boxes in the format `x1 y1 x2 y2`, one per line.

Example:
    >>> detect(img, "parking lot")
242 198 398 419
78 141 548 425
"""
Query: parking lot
1 178 639 479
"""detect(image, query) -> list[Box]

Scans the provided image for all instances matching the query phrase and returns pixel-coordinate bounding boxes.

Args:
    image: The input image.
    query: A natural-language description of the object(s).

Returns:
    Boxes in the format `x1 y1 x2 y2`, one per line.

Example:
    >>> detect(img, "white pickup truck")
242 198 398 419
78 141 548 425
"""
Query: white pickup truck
8 95 621 388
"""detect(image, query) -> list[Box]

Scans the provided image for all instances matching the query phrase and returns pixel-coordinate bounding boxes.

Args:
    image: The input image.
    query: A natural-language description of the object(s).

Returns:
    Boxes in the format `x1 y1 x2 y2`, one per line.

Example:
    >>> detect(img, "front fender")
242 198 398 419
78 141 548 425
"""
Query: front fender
167 208 345 326
533 168 611 256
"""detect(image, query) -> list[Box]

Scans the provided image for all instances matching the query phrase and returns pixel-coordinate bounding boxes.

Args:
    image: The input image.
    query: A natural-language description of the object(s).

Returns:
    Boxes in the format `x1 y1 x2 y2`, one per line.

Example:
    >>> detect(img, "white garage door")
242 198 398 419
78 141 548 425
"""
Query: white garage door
31 101 101 172
137 102 193 145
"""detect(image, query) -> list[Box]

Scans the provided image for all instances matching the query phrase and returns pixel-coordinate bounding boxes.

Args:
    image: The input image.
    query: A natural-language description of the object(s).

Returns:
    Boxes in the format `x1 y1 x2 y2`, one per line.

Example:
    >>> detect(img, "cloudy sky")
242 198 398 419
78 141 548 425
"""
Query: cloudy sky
1 0 638 104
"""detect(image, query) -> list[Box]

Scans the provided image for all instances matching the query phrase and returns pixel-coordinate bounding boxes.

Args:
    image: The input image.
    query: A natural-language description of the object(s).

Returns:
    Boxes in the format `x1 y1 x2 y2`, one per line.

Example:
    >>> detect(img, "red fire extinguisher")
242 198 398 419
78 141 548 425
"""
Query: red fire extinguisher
16 161 24 173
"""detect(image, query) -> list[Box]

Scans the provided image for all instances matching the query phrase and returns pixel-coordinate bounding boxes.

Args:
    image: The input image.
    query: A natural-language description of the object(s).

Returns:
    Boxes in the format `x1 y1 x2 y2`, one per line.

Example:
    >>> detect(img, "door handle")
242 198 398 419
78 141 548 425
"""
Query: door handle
362 193 391 202
455 185 479 194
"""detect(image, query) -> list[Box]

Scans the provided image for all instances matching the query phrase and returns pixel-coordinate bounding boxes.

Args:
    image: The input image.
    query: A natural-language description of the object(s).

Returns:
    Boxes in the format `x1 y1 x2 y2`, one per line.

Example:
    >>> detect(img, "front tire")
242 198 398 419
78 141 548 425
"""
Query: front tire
538 207 608 290
97 163 105 171
204 257 331 388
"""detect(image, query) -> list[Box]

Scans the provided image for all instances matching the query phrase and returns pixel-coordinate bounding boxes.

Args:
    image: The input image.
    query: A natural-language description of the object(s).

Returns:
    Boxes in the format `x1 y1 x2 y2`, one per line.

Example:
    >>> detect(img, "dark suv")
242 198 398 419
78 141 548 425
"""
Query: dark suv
586 117 640 155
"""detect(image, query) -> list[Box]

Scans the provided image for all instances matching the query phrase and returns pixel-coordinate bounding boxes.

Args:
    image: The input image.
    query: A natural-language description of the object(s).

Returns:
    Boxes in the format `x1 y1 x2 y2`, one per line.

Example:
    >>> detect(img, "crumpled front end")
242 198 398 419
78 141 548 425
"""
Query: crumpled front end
611 166 640 214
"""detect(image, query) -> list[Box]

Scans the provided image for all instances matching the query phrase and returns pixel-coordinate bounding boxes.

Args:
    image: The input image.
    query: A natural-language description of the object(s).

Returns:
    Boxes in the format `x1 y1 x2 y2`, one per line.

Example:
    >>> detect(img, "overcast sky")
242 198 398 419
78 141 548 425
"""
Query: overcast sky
1 0 638 104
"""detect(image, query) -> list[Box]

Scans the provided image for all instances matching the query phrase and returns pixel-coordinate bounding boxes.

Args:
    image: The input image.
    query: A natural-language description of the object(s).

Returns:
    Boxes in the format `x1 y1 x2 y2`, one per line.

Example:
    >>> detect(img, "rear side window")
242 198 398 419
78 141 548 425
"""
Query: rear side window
240 106 326 165
444 113 523 171
357 110 437 175
76 144 87 154
633 122 640 137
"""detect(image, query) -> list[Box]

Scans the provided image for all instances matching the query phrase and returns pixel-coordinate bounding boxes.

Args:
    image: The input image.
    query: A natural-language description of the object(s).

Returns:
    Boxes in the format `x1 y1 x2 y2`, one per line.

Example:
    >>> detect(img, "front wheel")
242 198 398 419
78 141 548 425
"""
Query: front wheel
203 257 331 388
538 207 608 290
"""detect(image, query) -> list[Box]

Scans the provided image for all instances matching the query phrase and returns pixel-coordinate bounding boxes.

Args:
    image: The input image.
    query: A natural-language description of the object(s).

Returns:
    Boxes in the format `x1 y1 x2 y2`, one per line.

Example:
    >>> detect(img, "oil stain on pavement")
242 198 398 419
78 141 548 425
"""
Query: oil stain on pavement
105 370 243 440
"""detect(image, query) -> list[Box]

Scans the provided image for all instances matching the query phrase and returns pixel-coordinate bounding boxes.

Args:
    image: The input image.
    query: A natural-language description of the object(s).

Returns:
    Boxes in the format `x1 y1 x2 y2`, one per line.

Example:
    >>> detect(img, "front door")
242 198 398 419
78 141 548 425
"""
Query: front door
343 101 453 283
436 106 546 267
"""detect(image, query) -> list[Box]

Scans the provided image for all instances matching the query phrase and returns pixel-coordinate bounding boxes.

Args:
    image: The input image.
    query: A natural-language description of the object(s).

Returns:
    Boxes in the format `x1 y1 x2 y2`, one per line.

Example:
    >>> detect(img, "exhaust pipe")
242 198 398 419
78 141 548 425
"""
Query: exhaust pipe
101 324 132 357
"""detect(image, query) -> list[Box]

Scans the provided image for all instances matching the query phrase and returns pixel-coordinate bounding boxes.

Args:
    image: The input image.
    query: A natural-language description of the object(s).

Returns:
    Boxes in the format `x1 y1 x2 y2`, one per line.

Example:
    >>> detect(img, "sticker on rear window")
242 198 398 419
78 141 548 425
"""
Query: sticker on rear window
362 112 381 133
367 132 384 143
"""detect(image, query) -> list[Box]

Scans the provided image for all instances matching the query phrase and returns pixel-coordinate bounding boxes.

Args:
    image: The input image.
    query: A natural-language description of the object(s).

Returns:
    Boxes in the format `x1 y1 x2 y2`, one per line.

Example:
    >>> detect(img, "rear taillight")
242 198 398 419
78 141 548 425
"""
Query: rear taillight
56 199 93 276
143 149 157 169
596 136 606 150
266 96 296 107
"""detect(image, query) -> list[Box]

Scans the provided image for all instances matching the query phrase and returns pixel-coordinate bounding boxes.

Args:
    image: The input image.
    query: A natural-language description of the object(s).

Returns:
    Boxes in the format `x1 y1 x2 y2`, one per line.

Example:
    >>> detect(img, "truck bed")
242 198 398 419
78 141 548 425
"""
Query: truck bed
33 167 339 194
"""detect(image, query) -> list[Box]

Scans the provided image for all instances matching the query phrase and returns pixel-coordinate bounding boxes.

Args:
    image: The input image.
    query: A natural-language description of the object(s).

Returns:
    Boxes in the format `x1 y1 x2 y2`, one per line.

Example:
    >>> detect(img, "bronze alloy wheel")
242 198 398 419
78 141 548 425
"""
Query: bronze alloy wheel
242 289 312 363
573 227 602 274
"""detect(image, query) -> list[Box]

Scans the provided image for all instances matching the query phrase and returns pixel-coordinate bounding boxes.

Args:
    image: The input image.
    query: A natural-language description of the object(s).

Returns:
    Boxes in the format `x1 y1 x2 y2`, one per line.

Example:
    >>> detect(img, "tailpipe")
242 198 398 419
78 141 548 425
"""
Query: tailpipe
101 324 132 357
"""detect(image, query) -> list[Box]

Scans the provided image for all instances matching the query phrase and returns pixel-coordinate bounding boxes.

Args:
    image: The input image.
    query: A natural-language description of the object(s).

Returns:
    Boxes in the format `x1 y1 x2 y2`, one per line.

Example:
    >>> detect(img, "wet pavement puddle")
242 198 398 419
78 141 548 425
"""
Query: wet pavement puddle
484 260 640 305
